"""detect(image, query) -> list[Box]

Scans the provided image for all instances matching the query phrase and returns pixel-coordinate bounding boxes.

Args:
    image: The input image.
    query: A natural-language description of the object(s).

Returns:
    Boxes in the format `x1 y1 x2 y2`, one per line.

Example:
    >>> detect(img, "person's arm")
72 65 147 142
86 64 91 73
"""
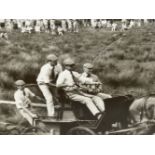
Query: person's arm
74 72 100 85
25 88 35 98
93 75 102 85
56 72 75 88
25 88 45 102
56 72 66 88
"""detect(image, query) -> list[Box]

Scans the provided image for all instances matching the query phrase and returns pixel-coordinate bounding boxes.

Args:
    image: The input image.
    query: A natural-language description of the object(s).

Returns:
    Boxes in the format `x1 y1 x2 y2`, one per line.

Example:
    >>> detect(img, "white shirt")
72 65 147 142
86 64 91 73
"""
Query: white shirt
14 88 35 109
0 19 5 23
37 63 62 84
81 72 99 82
56 69 93 91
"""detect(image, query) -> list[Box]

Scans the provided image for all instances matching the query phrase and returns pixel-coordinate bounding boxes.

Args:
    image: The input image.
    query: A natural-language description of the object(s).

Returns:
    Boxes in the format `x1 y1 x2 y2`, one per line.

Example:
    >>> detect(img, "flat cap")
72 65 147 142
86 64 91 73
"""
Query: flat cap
63 58 75 65
15 80 26 86
46 54 58 61
83 63 94 69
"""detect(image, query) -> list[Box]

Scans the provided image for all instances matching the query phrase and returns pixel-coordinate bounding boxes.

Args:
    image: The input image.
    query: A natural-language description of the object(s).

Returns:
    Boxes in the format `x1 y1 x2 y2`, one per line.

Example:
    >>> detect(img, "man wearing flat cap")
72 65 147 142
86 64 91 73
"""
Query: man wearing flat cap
56 58 104 119
37 54 62 117
81 63 112 100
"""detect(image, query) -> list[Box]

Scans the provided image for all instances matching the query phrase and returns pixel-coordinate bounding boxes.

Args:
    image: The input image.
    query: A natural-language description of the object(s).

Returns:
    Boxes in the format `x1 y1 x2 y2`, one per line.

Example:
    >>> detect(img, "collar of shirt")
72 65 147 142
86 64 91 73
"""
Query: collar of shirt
82 72 92 77
46 63 54 70
64 69 71 73
16 89 26 96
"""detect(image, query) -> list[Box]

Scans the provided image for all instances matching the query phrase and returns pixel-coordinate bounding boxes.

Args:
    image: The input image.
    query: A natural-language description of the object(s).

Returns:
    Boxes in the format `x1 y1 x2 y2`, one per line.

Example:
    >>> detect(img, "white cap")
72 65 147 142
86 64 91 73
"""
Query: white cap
46 54 58 61
15 80 26 86
63 58 75 65
83 63 94 69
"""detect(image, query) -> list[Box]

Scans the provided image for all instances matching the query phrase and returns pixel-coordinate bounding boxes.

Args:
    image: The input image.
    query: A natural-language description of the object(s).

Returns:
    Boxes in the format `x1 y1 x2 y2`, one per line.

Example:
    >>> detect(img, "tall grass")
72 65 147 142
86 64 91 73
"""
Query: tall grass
1 25 155 99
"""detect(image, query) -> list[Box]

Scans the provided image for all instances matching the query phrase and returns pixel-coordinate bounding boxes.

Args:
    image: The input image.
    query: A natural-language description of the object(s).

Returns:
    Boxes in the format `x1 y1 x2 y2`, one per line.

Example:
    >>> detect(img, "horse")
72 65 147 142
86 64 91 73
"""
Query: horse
106 94 155 135
129 94 155 124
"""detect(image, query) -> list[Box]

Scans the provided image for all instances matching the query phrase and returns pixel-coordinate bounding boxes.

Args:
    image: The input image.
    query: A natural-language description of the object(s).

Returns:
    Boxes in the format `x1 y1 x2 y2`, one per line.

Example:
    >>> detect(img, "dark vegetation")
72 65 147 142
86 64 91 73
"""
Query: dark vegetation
1 24 155 101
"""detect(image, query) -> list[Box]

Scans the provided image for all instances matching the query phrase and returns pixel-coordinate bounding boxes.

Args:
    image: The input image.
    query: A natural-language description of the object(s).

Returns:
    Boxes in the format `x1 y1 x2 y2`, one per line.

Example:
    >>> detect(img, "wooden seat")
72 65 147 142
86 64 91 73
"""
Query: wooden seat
57 88 95 120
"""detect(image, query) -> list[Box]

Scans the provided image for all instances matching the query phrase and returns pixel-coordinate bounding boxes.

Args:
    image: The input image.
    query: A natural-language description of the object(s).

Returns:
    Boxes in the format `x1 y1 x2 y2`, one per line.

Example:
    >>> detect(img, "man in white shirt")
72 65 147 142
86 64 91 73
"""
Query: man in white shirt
73 20 79 33
111 23 117 31
81 63 112 100
61 20 67 32
14 80 37 125
67 20 72 32
37 54 62 117
56 58 103 119
129 20 135 29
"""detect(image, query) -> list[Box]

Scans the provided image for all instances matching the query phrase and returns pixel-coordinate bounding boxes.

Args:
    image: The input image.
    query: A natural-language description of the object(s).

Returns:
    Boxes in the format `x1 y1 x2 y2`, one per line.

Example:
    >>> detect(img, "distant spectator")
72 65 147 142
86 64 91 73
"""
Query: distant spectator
61 20 67 32
111 23 117 31
121 22 128 31
129 20 135 29
0 32 8 40
67 19 72 32
57 26 64 35
73 20 79 33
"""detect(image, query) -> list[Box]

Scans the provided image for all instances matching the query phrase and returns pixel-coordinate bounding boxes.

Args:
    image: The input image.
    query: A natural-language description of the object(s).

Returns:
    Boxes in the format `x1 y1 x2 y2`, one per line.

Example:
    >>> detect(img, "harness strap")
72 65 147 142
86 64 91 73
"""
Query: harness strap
70 71 80 87
140 96 150 122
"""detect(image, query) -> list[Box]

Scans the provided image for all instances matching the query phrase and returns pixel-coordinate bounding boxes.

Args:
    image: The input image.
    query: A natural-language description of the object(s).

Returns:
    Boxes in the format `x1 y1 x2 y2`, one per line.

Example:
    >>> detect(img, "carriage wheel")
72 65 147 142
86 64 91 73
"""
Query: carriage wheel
8 128 21 135
22 127 47 135
67 126 96 135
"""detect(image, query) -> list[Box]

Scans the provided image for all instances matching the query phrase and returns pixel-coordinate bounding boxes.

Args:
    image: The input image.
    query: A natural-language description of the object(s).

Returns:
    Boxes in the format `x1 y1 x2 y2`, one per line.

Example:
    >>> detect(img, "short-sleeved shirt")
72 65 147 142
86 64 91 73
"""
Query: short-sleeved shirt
14 88 35 109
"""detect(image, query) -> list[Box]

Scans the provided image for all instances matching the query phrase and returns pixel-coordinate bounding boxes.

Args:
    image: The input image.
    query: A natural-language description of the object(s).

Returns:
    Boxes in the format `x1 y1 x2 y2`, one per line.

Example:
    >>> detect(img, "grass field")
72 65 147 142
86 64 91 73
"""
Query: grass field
1 24 155 102
0 23 155 132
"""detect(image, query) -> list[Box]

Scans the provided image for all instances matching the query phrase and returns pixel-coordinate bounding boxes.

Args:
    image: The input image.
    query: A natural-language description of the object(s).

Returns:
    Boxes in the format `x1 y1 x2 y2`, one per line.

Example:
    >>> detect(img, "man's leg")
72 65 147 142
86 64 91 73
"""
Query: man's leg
98 93 112 100
38 84 55 117
19 109 34 125
69 93 100 117
92 96 105 112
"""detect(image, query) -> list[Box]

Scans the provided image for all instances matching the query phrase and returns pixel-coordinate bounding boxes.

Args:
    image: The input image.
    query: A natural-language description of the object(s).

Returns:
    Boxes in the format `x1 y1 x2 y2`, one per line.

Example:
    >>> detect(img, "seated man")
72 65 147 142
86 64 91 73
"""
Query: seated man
14 80 38 125
56 58 105 119
81 63 112 100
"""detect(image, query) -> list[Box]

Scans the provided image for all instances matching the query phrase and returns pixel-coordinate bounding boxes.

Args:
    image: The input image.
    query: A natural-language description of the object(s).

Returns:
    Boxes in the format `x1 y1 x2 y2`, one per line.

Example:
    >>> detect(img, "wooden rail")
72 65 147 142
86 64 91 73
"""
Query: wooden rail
0 100 47 108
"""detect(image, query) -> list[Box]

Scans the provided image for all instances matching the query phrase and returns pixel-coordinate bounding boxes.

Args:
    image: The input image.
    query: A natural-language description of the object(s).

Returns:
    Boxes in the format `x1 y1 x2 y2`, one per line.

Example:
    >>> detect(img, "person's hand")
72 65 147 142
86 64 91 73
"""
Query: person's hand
93 82 102 85
32 113 38 118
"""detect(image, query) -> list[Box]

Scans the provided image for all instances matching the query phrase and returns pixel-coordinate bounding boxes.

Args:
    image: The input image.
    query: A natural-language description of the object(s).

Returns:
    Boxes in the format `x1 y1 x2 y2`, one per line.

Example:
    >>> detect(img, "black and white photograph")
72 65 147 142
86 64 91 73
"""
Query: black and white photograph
1 19 155 135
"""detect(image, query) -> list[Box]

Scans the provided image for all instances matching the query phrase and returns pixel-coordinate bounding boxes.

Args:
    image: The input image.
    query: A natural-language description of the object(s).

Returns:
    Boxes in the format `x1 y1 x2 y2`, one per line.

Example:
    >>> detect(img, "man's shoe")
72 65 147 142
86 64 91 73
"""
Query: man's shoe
95 112 103 120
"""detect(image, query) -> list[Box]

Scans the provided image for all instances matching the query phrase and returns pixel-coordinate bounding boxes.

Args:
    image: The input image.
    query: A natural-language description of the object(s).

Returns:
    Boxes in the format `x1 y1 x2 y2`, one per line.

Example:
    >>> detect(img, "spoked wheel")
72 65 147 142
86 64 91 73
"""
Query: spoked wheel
9 128 21 135
6 125 21 135
67 126 96 135
21 127 47 135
